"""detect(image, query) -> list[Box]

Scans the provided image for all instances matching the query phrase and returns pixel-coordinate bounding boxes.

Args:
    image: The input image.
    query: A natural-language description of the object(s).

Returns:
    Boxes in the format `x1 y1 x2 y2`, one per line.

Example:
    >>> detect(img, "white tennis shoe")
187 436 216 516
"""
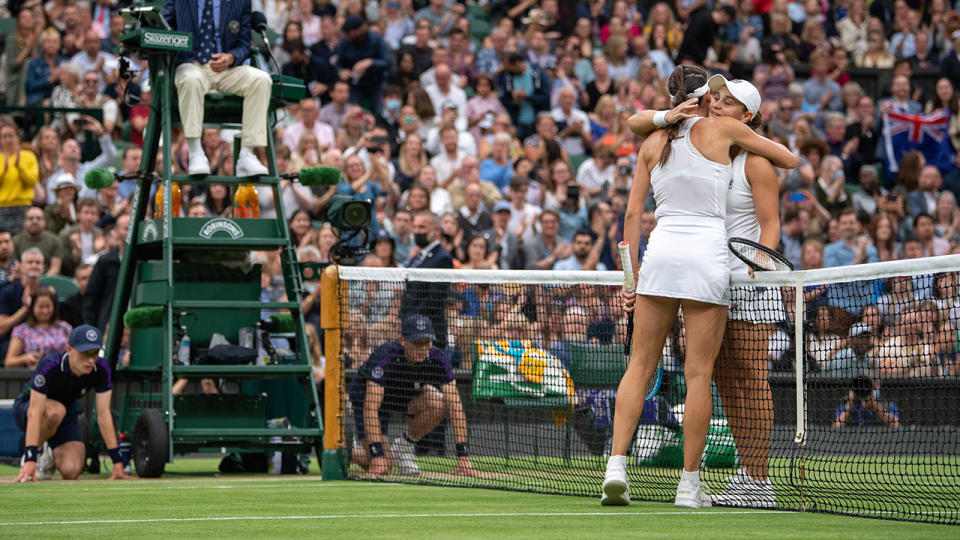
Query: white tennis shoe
236 149 268 177
711 469 776 508
187 150 211 176
36 442 55 480
675 479 712 508
391 436 420 475
601 463 630 506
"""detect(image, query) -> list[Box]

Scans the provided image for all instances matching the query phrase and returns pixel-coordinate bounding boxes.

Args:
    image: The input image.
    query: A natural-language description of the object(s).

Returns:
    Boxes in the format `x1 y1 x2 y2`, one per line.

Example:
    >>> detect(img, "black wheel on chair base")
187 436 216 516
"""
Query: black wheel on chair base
133 409 168 478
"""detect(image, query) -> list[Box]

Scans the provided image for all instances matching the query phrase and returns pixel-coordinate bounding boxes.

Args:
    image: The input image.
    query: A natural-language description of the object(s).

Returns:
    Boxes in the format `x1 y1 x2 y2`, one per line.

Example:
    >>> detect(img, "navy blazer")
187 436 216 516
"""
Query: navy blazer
400 243 452 349
163 0 251 67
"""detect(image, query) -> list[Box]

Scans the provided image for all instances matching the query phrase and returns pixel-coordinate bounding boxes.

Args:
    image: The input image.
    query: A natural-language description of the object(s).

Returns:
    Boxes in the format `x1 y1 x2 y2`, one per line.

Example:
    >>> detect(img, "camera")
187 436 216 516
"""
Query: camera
566 184 580 199
618 165 632 177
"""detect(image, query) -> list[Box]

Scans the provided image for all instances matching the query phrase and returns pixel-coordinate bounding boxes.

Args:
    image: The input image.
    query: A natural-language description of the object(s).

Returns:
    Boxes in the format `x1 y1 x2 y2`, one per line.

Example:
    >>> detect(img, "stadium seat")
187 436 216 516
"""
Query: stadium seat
40 275 79 301
569 154 589 177
568 342 625 388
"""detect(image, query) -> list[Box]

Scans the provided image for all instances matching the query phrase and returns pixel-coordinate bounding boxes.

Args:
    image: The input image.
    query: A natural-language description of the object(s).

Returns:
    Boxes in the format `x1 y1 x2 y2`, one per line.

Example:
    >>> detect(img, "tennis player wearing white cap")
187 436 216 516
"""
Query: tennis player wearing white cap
626 74 784 508
603 66 797 509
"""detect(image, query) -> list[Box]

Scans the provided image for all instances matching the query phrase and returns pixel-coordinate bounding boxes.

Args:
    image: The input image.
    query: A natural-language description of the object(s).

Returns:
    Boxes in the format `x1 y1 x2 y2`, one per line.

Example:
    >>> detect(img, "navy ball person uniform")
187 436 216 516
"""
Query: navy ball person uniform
14 352 112 448
349 341 453 441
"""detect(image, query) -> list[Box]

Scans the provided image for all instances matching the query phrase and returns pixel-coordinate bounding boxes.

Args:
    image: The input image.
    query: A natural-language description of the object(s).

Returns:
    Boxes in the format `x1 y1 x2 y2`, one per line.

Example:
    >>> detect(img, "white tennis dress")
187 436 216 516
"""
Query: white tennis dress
637 118 732 306
727 151 786 324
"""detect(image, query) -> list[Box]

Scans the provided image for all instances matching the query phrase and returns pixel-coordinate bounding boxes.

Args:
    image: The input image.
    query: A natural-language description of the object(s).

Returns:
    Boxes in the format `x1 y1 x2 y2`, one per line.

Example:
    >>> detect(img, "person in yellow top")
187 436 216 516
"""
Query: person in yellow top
0 120 39 234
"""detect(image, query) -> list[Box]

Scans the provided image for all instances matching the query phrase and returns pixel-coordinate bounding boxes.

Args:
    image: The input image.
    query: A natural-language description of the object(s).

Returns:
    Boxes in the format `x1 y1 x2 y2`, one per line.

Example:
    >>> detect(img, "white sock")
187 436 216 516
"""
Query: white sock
607 454 626 470
187 137 202 154
681 469 700 483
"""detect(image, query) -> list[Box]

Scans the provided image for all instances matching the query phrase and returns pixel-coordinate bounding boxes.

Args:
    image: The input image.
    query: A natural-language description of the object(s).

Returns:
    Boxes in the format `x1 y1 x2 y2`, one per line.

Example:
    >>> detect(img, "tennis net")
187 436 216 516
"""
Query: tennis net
330 255 960 525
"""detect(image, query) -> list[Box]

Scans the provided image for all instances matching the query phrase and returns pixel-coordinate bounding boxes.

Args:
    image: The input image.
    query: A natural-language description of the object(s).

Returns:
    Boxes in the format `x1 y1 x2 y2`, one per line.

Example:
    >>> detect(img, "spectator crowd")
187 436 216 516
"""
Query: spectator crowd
1 0 959 381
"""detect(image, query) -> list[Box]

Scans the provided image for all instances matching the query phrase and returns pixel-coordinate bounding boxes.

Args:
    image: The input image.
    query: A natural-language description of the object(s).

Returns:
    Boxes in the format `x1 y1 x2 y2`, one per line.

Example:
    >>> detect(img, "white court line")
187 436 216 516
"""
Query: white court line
64 482 410 492
0 511 792 527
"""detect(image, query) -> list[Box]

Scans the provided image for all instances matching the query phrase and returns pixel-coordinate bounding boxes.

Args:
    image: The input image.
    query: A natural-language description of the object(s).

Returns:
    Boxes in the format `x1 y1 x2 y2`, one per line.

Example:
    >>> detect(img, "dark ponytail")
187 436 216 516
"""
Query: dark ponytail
658 65 710 167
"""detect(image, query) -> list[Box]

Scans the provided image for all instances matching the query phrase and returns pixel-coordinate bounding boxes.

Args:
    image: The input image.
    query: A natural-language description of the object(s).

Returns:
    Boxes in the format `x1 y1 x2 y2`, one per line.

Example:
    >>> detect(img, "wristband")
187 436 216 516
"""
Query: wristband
108 447 123 465
653 110 669 127
24 445 38 463
455 443 468 457
368 442 385 458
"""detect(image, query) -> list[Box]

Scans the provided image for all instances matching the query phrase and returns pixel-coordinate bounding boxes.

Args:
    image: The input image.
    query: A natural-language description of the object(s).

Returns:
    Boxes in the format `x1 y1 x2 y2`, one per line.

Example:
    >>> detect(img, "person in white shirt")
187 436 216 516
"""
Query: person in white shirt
425 103 477 156
424 63 468 132
419 47 462 89
429 125 468 189
70 29 117 90
551 86 592 156
282 97 336 153
576 144 616 199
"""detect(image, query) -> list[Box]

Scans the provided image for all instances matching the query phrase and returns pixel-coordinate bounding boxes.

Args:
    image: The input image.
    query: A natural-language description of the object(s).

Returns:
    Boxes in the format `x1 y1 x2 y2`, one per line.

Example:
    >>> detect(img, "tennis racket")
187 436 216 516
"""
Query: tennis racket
727 237 795 272
618 242 662 400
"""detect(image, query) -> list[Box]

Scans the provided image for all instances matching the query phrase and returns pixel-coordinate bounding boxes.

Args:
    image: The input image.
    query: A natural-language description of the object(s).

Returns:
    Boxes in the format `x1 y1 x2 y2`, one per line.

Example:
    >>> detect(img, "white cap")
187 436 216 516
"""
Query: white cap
54 172 78 191
708 74 761 117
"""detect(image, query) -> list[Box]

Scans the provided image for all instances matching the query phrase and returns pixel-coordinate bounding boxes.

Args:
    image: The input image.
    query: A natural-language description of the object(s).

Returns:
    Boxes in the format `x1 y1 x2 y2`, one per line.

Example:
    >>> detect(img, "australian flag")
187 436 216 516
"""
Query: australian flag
882 109 955 177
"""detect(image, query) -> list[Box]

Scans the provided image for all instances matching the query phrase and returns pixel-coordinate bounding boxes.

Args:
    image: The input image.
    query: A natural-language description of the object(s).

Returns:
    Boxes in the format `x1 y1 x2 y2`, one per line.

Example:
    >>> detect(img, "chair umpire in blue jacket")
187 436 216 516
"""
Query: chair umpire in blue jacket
163 0 272 177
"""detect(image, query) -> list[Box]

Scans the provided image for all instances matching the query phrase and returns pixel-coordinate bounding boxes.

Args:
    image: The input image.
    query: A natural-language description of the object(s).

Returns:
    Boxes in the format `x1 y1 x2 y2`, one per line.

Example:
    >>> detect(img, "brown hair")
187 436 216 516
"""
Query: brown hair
659 65 710 167
26 289 60 327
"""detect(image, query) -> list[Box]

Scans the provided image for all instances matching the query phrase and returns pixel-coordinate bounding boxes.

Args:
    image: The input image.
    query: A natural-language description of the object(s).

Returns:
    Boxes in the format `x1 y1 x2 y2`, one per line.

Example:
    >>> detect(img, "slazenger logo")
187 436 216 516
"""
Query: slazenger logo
199 218 244 239
143 31 190 48
142 220 159 241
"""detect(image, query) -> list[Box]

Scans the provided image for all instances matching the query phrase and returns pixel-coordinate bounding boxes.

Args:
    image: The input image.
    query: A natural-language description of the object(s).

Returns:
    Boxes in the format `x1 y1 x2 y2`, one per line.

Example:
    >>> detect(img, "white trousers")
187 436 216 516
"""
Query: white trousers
174 62 272 148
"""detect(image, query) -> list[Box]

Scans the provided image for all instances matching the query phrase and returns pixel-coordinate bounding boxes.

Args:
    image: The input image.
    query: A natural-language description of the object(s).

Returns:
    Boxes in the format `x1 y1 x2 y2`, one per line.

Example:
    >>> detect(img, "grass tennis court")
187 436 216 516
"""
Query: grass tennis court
1 459 956 538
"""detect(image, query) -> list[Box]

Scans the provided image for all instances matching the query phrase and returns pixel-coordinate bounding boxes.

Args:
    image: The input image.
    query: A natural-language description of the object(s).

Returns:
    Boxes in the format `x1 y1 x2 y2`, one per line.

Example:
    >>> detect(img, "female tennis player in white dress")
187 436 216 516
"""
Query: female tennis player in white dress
602 66 798 508
707 76 785 508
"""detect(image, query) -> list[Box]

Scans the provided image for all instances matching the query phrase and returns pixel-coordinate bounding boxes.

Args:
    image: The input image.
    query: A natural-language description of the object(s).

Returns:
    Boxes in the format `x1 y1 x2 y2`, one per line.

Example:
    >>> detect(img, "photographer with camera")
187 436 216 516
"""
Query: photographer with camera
833 374 900 430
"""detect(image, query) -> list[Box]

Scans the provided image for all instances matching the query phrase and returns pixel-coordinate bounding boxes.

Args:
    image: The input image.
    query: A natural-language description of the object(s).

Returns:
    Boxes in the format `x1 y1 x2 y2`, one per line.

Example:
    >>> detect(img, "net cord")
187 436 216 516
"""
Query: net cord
339 254 960 287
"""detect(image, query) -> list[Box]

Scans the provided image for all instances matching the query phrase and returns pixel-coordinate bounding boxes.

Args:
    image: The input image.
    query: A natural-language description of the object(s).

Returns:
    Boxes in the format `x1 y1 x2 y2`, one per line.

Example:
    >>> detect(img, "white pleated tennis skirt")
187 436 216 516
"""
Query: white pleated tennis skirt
637 216 730 306
728 284 786 324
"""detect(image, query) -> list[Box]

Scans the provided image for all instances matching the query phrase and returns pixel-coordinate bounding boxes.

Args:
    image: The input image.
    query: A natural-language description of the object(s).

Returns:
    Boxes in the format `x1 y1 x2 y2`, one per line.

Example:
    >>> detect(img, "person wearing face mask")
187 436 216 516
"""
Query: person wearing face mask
337 15 394 115
376 86 406 151
400 212 452 350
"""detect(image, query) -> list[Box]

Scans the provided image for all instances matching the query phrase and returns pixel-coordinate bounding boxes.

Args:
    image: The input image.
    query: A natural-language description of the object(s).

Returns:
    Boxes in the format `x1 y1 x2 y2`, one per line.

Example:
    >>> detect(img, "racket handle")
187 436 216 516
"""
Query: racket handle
618 241 634 291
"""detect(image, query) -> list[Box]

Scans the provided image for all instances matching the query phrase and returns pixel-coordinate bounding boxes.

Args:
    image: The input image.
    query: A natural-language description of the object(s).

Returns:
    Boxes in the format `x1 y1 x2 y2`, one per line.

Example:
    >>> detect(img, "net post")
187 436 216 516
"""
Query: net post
793 281 805 445
320 264 345 480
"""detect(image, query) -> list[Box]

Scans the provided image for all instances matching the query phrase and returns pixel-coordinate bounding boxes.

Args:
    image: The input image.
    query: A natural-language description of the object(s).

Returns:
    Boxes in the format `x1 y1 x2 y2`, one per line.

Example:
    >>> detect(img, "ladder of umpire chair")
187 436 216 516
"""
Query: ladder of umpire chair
102 45 321 459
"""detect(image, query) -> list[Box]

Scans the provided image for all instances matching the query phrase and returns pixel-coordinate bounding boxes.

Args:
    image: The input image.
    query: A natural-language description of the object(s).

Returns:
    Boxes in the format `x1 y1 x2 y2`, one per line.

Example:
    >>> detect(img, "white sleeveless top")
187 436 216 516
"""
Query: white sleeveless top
650 117 732 222
726 151 758 280
637 117 733 306
725 151 786 323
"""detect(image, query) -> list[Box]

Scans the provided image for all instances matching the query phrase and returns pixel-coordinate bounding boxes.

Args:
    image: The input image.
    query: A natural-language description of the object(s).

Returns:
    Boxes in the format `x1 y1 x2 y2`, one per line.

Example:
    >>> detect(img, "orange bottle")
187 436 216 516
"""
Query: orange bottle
154 182 181 218
233 184 260 218
245 184 259 218
233 184 246 218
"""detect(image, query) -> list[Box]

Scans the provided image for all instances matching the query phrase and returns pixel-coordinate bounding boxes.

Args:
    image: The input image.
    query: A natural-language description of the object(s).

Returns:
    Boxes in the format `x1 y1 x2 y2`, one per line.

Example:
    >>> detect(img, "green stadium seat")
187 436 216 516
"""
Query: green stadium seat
40 275 80 301
569 154 590 177
568 342 625 388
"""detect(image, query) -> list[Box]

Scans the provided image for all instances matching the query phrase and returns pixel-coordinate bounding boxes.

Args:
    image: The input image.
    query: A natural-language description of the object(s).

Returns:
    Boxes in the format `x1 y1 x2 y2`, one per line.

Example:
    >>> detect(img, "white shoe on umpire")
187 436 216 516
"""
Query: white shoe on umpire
675 479 712 508
187 150 211 176
711 469 776 508
36 442 55 480
392 436 420 475
236 149 268 177
601 459 630 506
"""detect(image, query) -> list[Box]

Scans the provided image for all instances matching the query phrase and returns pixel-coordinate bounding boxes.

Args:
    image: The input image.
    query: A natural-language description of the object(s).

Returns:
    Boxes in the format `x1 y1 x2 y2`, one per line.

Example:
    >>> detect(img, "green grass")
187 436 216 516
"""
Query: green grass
0 459 957 538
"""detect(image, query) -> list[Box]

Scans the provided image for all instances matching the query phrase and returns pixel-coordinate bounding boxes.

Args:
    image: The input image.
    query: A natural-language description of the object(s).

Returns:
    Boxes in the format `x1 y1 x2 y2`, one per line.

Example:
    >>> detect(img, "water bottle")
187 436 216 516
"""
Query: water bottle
179 330 191 365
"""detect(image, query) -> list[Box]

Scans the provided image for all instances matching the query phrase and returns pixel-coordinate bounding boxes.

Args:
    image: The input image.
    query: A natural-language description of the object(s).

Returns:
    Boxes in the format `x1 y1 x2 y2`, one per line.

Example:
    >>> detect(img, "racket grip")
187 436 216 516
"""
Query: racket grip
618 241 634 291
